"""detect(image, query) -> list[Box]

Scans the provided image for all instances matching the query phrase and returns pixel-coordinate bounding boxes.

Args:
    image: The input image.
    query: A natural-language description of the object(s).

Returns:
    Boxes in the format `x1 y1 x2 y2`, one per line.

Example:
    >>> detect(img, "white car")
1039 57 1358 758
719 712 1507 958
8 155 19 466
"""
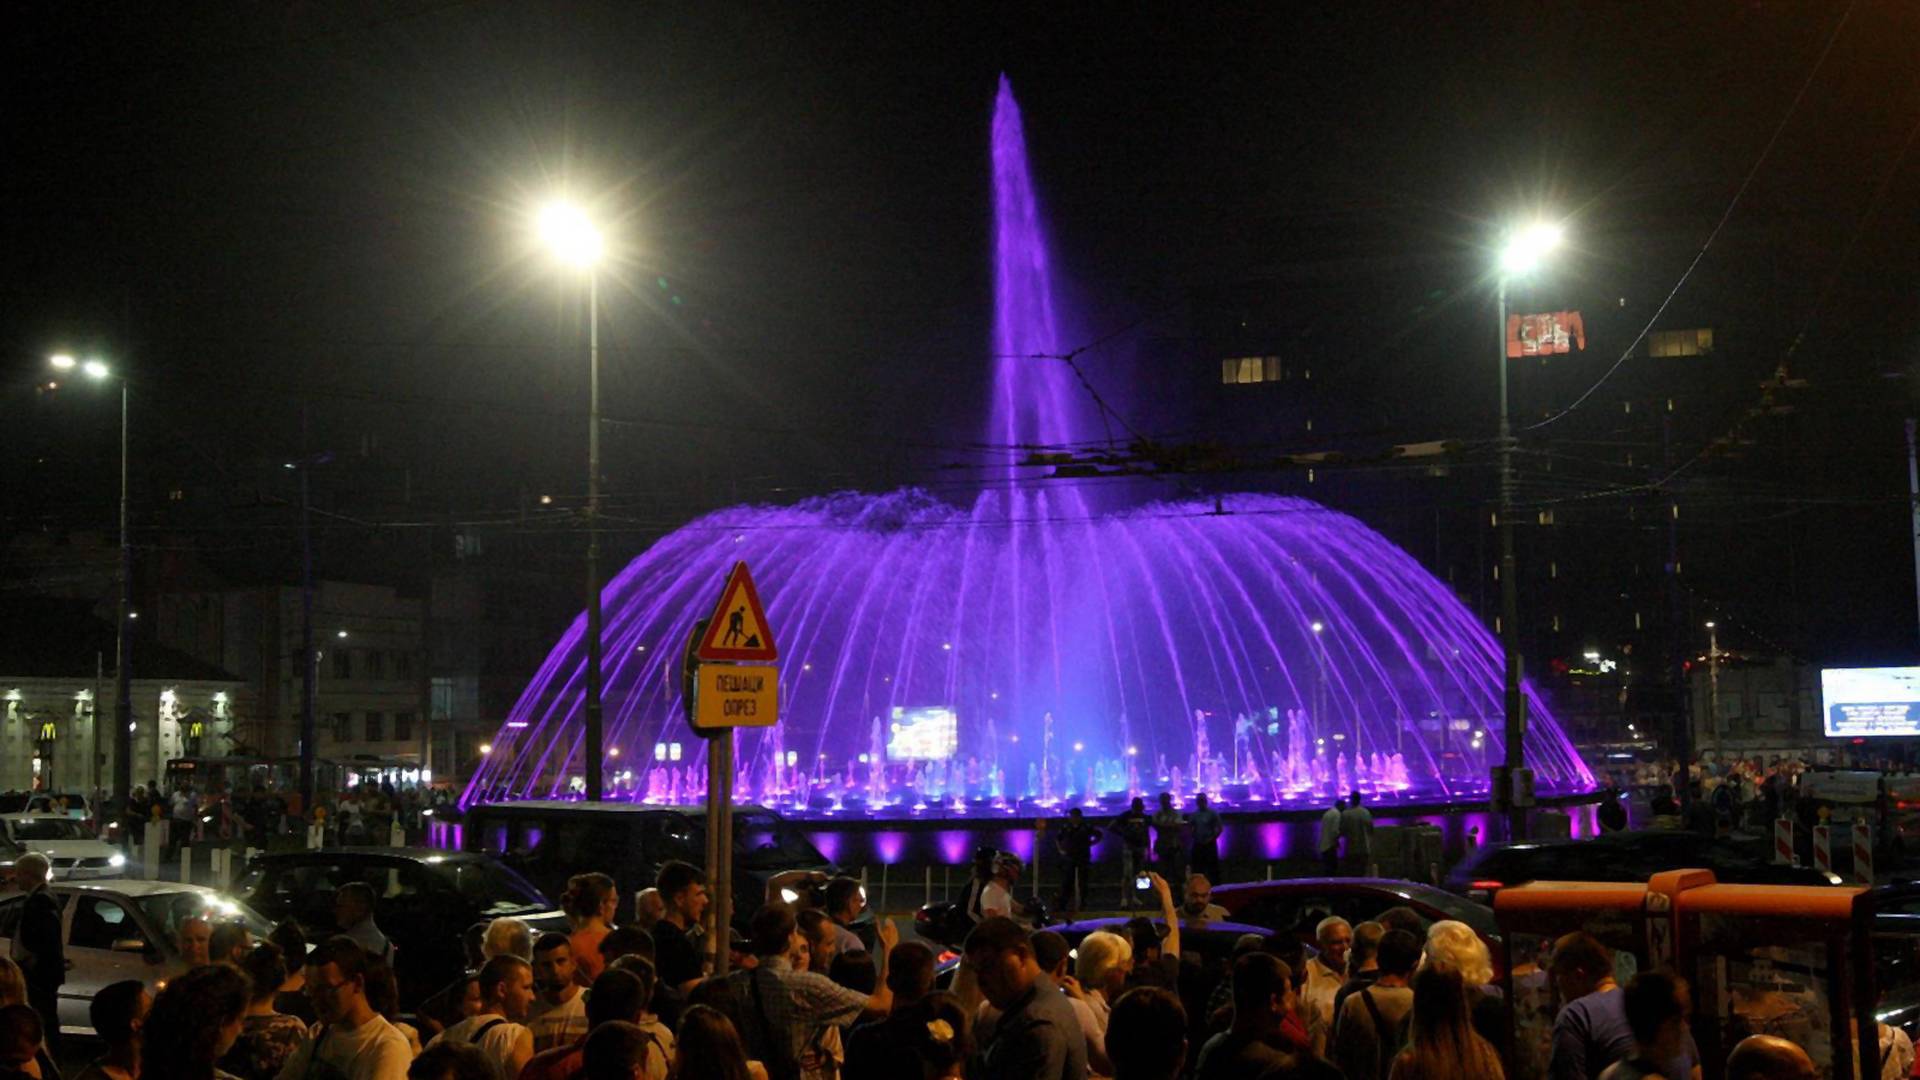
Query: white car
0 814 125 879
0 880 273 1035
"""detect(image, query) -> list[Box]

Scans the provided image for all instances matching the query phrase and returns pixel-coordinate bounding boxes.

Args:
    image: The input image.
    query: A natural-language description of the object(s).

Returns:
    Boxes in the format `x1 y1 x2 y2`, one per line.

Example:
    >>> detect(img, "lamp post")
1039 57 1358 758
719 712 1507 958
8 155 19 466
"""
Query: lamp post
1493 222 1564 841
51 355 132 808
540 201 607 802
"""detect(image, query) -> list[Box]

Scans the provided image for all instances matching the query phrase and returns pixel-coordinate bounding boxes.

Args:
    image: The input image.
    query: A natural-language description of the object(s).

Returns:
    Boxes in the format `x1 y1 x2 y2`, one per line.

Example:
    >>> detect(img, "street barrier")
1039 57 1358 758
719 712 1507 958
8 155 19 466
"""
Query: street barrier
1852 820 1873 885
1774 818 1795 865
1813 825 1832 876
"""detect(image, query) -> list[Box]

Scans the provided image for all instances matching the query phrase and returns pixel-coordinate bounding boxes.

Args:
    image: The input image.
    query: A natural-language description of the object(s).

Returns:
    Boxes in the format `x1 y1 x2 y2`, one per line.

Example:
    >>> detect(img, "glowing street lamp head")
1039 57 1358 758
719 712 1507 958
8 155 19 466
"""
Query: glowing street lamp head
82 360 111 380
1499 222 1565 276
49 354 76 371
539 202 603 268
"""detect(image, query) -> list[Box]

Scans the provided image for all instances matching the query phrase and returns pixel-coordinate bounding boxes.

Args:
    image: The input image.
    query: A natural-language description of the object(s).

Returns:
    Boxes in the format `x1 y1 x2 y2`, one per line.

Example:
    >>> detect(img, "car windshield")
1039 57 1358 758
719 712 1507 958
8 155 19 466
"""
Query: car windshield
1399 884 1500 935
441 859 552 915
135 891 274 941
10 818 94 841
733 811 827 869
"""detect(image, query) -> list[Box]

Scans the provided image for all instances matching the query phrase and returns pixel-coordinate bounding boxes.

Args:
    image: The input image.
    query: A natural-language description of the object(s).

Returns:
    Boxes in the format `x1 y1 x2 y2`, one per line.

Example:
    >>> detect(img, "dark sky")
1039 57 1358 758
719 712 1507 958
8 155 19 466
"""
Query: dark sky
6 2 1920 656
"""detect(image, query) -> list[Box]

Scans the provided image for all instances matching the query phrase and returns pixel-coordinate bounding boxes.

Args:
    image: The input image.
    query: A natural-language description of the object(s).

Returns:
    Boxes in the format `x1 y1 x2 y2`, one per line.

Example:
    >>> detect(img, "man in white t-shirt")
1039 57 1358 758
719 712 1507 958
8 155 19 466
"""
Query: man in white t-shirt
526 934 588 1053
427 955 535 1080
275 937 414 1080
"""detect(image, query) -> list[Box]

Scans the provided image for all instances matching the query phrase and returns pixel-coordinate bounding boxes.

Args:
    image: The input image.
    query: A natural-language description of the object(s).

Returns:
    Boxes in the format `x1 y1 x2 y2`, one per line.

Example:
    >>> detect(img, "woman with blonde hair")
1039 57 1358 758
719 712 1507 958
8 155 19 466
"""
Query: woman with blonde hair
1423 919 1508 1059
1390 967 1503 1080
1074 929 1134 1029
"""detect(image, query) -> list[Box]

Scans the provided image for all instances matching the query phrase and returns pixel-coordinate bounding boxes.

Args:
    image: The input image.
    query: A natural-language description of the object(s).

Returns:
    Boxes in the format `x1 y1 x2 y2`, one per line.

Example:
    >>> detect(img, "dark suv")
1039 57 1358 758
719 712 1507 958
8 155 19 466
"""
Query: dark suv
460 801 834 924
234 848 563 1004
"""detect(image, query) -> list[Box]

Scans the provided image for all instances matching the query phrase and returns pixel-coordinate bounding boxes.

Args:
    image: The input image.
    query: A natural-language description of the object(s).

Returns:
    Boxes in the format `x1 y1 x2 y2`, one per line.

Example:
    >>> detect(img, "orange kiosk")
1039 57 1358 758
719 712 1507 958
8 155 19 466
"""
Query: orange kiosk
1494 871 1712 1079
1496 872 1920 1080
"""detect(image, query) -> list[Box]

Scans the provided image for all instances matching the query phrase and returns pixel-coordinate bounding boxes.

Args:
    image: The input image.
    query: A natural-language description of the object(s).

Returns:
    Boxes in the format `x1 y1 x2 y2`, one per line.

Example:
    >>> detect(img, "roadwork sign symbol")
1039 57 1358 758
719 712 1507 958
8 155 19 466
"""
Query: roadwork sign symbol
696 561 778 663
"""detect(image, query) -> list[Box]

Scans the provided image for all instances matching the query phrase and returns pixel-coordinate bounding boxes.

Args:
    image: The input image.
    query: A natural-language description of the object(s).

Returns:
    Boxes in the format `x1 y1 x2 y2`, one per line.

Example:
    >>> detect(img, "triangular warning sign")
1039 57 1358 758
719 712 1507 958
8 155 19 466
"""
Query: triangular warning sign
696 561 778 662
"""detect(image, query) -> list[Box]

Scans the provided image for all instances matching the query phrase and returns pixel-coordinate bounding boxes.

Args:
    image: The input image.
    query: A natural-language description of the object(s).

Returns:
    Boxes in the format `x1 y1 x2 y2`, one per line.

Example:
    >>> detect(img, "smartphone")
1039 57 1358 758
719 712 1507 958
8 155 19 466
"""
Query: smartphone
1134 874 1150 890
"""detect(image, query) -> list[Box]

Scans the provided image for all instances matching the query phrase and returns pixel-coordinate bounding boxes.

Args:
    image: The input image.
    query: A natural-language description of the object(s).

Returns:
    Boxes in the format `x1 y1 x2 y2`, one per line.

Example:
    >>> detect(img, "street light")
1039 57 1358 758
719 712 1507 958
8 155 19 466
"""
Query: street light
49 354 131 804
538 198 608 802
1493 220 1565 841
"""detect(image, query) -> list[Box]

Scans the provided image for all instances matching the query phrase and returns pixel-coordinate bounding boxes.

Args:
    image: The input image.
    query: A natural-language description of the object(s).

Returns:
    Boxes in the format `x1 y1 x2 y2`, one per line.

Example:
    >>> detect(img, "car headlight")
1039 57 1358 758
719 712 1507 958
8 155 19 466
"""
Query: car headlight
109 853 127 868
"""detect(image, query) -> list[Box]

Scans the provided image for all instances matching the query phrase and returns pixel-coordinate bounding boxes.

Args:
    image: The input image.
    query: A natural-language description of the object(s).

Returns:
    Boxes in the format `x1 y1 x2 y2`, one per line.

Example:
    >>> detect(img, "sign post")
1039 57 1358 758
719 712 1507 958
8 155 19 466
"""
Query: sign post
687 562 780 980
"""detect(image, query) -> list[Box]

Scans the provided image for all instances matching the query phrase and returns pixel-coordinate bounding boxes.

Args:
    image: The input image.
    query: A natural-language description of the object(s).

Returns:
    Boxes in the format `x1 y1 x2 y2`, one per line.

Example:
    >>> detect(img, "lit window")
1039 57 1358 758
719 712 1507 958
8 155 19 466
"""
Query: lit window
1648 328 1713 358
1219 356 1283 384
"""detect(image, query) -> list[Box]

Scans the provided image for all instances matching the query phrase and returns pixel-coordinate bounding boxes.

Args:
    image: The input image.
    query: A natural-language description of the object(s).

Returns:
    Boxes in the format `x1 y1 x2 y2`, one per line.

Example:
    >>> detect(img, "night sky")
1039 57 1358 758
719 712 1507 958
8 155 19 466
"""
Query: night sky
6 2 1920 661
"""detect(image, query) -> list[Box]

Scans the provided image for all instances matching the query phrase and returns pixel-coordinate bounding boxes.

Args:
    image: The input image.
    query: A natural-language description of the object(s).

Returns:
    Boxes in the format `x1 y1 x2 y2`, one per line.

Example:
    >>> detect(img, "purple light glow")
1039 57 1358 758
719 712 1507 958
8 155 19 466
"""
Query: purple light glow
460 77 1594 818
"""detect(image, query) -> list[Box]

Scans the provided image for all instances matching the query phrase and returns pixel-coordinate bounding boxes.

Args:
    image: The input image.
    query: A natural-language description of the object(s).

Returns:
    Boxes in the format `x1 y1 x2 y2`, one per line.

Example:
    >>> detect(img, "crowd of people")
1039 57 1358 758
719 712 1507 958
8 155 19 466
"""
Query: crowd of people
2 842 1867 1080
98 781 456 854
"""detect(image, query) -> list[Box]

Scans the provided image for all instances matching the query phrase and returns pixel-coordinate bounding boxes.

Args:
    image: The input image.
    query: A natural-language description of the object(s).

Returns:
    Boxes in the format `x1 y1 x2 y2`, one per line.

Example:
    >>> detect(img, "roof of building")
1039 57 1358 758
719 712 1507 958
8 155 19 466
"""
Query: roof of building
0 596 241 682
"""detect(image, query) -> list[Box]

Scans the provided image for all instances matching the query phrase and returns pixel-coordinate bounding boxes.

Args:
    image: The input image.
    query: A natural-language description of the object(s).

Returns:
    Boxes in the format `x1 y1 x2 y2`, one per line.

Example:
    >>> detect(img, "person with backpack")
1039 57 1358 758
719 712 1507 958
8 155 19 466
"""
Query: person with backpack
424 955 534 1080
1333 929 1419 1080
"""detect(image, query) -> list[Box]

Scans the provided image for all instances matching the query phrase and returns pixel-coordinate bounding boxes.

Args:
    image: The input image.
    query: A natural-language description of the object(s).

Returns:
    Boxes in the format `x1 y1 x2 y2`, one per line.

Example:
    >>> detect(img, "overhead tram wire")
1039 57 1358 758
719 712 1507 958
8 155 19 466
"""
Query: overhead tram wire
1521 0 1859 434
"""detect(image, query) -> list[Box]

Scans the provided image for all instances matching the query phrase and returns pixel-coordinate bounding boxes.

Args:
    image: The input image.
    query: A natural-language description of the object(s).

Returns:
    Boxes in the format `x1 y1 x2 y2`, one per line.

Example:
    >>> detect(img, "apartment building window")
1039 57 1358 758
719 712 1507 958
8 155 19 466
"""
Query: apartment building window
395 651 413 679
332 712 352 742
394 712 414 743
332 650 353 679
1648 328 1713 358
366 651 385 678
365 712 385 742
1220 356 1284 384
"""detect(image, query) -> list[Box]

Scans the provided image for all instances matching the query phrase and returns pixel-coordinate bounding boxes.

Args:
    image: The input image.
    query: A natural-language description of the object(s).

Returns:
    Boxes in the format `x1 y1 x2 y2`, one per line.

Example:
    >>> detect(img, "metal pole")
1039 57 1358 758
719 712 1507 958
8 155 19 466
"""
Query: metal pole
114 379 133 803
1706 624 1720 760
1907 419 1920 649
92 652 104 796
707 732 733 977
1497 278 1526 842
585 270 604 802
299 452 316 815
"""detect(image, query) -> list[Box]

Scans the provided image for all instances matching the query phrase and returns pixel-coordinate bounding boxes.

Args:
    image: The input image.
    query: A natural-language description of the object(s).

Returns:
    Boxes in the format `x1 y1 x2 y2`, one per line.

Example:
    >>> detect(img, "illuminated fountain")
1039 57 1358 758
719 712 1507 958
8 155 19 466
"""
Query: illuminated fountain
461 77 1593 818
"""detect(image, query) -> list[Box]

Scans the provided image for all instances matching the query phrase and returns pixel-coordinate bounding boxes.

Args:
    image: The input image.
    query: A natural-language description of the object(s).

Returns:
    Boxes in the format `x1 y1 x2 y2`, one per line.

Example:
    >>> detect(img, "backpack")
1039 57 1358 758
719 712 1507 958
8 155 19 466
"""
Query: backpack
744 968 803 1080
1360 988 1409 1073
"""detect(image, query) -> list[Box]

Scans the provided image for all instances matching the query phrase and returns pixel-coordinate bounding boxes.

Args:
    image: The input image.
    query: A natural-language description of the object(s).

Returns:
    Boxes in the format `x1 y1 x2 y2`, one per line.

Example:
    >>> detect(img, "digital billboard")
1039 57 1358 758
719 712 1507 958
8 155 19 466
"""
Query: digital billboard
887 706 959 761
1820 666 1920 738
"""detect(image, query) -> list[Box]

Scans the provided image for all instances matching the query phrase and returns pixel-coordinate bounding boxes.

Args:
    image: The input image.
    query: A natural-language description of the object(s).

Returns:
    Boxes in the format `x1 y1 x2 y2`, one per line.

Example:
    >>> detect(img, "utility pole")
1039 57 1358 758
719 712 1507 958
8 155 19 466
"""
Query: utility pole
1496 278 1527 842
113 378 132 804
1664 412 1692 817
585 271 604 802
1907 419 1920 649
1705 621 1720 760
299 408 317 815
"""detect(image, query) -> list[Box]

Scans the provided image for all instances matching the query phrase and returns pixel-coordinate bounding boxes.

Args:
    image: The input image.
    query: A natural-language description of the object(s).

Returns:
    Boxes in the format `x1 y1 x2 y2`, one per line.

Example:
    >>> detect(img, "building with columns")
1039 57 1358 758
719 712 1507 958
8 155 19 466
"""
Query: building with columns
0 598 250 793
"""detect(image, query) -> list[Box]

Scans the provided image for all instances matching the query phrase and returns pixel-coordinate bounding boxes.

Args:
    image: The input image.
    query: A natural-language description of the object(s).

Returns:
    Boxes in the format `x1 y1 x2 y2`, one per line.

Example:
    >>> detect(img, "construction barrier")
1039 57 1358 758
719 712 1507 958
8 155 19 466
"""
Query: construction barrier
1852 820 1874 885
1813 825 1833 877
1774 818 1795 865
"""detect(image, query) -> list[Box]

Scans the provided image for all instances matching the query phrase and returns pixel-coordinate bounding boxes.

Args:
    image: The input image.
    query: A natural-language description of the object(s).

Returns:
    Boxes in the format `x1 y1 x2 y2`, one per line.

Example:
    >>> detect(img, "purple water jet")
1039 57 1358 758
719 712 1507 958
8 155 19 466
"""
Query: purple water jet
461 77 1593 815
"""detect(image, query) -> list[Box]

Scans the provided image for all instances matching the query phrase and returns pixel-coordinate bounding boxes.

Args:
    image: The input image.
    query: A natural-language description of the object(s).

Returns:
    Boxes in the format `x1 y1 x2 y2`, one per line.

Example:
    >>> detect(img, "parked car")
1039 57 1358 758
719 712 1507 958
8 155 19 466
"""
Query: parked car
0 814 126 879
0 880 270 1035
461 801 835 926
234 847 565 1006
0 792 94 825
1209 877 1502 954
1443 830 1839 903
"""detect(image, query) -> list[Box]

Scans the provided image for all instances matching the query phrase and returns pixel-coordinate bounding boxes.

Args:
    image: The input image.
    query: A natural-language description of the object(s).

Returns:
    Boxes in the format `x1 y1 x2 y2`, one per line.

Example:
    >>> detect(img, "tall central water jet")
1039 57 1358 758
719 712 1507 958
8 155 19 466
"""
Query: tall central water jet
461 77 1594 815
